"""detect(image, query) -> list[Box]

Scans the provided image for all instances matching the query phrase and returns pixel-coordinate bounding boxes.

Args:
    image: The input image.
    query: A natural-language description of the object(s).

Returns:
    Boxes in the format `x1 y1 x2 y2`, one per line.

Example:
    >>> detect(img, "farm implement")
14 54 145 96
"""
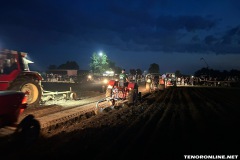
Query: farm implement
95 79 141 114
40 87 77 104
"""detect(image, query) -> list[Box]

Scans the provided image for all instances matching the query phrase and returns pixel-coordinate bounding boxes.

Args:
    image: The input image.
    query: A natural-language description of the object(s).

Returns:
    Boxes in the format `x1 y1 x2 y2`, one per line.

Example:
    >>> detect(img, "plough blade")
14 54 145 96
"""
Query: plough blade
95 97 127 115
41 87 77 104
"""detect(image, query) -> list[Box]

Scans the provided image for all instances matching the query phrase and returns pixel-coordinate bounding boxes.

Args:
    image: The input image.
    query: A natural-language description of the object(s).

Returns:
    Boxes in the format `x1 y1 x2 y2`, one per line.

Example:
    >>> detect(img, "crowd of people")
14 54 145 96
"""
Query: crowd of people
143 73 239 87
43 73 76 83
41 69 239 88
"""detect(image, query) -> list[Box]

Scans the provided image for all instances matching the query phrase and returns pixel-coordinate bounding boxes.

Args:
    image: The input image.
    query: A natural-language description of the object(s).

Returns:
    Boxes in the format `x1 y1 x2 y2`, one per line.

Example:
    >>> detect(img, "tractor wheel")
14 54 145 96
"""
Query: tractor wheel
127 89 138 105
8 78 42 108
145 83 151 92
70 92 77 100
106 88 112 97
150 83 155 93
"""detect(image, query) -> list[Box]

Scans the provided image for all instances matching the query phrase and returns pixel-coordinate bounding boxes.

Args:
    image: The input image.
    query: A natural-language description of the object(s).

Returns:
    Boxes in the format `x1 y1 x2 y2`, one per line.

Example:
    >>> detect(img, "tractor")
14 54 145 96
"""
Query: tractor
145 73 165 92
0 49 43 108
165 73 177 87
0 49 76 108
95 79 140 114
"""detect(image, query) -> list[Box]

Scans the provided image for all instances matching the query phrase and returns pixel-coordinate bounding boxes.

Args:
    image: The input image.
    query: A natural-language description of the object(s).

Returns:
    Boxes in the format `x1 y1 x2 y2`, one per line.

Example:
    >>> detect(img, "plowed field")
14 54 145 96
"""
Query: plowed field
2 86 240 160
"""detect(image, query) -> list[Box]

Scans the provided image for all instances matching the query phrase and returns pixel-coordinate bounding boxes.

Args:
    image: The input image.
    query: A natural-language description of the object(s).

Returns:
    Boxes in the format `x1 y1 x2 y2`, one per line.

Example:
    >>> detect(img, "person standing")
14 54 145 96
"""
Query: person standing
118 69 129 99
119 69 129 87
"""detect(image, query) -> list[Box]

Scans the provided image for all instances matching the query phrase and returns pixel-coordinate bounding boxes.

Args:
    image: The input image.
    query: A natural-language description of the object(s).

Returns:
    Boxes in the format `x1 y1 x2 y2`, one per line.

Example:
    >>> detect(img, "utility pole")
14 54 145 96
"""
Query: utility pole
200 57 210 79
200 57 209 69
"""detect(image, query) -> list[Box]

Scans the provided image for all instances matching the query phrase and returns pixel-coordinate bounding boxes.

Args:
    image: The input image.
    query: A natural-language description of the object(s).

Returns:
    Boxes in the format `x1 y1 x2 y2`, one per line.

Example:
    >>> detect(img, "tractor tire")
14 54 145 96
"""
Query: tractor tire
127 89 138 105
145 83 150 92
69 92 77 100
106 88 112 98
150 83 155 93
8 78 42 108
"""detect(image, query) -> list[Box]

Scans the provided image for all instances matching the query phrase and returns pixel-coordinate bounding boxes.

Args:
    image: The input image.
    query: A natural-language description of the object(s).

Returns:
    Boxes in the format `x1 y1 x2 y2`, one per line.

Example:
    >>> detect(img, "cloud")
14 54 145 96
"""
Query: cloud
156 15 217 32
0 0 239 56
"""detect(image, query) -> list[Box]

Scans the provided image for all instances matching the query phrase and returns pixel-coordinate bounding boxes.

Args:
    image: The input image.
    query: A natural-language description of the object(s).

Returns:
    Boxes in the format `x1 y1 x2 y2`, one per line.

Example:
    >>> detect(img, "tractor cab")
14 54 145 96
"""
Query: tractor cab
0 49 39 90
0 49 31 74
0 49 43 108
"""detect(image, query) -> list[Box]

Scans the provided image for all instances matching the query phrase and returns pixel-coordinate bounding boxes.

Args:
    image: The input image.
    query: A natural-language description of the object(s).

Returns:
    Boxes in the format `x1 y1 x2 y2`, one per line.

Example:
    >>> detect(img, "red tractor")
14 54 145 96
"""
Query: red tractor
95 79 140 114
145 73 165 92
0 90 40 145
0 49 43 108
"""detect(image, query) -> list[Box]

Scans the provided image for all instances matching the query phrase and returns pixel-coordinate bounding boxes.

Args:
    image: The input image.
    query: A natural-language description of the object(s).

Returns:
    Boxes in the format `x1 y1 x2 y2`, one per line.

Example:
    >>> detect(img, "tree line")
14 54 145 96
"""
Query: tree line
47 52 240 78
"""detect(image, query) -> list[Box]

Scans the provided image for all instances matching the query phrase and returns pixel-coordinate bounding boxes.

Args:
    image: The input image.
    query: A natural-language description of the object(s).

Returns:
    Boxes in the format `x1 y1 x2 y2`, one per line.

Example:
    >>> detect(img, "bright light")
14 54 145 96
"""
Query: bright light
106 71 114 74
103 78 108 84
99 52 103 57
103 70 114 76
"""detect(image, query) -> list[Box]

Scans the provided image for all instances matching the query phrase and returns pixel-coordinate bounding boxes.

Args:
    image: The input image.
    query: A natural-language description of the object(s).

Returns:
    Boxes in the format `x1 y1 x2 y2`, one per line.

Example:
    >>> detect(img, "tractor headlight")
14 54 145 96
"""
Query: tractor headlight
103 79 108 84
147 79 151 83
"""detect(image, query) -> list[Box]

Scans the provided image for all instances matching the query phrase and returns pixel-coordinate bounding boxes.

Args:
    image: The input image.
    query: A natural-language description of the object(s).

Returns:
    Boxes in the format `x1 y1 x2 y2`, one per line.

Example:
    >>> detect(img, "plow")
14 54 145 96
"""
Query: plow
40 87 77 104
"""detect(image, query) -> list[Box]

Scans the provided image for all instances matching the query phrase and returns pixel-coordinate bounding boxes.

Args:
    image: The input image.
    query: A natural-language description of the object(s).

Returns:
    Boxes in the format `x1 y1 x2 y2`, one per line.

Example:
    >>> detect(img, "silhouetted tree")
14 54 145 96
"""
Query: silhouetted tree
109 60 121 74
148 63 159 73
136 68 142 75
129 68 142 75
48 65 57 70
175 70 182 77
114 66 122 74
58 61 79 70
129 69 136 75
194 68 240 80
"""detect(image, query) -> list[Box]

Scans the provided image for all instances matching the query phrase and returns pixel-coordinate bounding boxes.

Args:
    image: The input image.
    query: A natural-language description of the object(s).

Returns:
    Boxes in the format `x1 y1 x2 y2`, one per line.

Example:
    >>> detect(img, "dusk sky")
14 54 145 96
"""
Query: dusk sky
0 0 240 75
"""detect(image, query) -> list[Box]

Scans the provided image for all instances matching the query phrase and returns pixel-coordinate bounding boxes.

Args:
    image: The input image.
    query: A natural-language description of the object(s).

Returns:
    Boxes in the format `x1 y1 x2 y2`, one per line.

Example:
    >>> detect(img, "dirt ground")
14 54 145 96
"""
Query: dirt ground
41 81 105 98
1 85 240 160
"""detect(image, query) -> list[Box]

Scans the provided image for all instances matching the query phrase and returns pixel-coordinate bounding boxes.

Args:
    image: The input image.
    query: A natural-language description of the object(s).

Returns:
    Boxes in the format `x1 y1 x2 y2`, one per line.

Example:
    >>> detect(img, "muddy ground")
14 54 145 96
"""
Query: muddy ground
1 84 240 160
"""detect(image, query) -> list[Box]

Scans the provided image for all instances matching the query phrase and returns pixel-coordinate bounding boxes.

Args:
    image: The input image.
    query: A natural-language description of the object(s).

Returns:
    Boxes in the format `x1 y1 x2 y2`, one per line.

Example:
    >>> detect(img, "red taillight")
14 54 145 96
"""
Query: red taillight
22 95 28 104
160 79 164 84
19 108 25 114
20 95 28 114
